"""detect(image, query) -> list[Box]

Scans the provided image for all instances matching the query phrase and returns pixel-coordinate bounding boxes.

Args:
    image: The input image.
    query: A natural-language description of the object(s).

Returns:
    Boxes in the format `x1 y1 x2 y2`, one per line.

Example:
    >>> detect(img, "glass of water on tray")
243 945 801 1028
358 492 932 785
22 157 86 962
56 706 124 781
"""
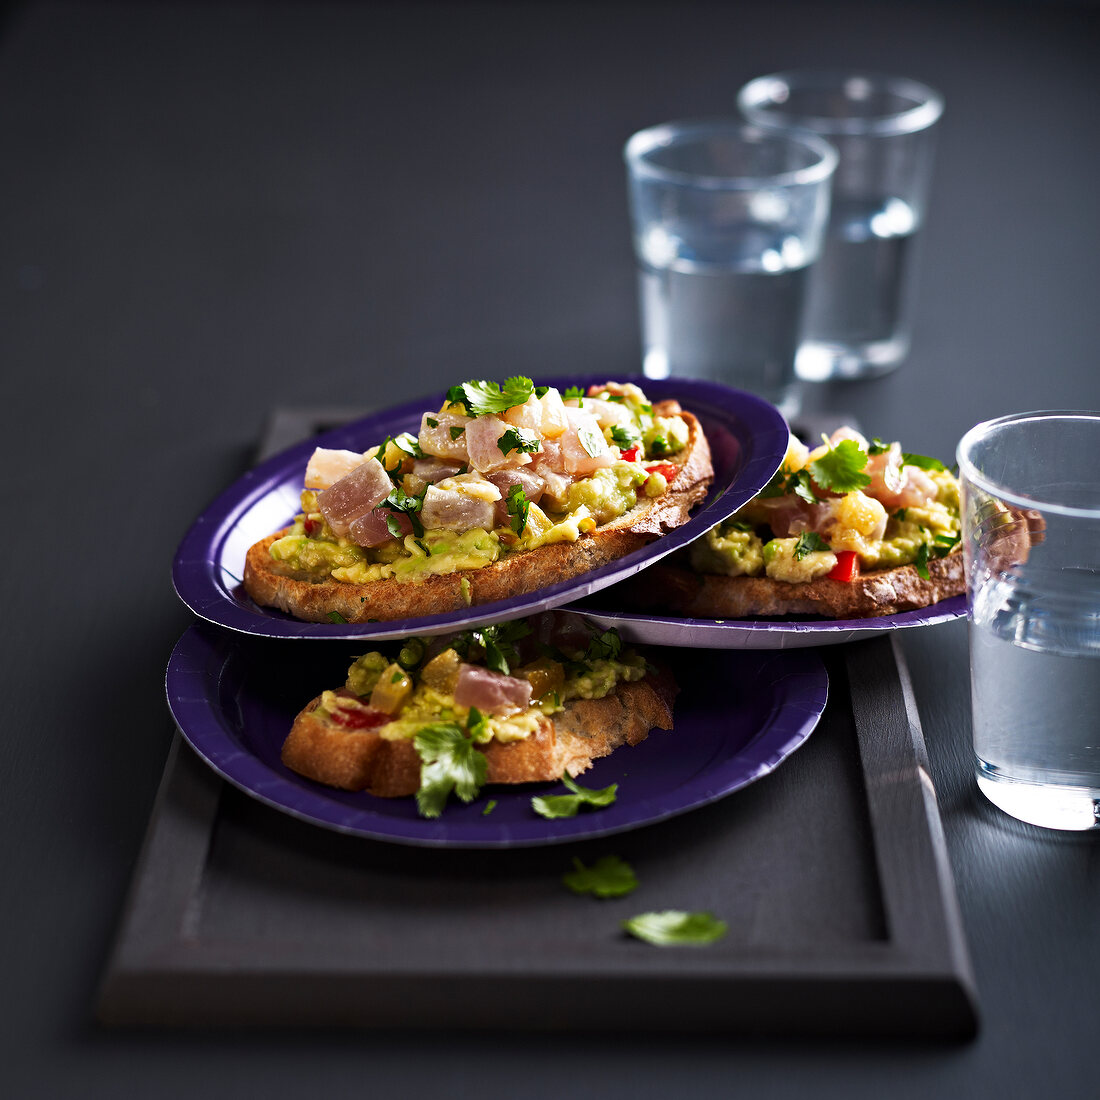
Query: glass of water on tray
624 119 836 417
958 412 1100 831
738 71 943 382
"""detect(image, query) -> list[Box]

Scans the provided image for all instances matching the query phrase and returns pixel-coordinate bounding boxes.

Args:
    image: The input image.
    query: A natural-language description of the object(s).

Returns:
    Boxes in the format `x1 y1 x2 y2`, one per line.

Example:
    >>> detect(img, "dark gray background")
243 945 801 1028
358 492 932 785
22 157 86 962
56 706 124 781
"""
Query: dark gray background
2 1 1098 1097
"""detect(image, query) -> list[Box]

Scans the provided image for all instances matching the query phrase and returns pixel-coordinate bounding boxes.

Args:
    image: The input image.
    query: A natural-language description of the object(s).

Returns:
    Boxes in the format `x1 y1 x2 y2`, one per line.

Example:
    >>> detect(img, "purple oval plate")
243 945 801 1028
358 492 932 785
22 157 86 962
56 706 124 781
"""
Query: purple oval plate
563 594 967 650
171 376 788 640
166 624 828 848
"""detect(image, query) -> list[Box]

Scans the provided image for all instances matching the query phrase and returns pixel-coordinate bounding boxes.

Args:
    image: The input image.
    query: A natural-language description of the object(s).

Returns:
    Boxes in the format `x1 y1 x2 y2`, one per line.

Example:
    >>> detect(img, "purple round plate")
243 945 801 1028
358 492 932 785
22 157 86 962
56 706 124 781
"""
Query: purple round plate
566 594 967 650
166 624 828 848
171 375 788 640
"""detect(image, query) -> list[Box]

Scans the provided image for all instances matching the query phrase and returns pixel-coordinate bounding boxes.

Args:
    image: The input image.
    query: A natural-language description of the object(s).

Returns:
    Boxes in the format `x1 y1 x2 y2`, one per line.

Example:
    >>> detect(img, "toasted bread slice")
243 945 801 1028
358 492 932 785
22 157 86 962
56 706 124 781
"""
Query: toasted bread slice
244 404 712 624
281 669 678 797
614 551 964 620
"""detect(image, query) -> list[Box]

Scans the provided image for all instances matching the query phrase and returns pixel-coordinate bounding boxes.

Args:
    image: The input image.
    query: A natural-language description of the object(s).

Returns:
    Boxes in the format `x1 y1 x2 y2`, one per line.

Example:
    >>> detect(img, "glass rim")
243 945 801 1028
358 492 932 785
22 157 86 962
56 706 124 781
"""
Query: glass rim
623 118 838 190
956 411 1100 519
737 70 944 137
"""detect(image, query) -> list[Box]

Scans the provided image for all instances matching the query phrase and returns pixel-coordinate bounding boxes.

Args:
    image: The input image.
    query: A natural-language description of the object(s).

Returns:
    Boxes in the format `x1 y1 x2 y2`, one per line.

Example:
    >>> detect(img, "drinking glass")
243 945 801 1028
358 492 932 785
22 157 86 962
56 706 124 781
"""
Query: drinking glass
957 412 1100 830
738 71 943 381
623 120 836 416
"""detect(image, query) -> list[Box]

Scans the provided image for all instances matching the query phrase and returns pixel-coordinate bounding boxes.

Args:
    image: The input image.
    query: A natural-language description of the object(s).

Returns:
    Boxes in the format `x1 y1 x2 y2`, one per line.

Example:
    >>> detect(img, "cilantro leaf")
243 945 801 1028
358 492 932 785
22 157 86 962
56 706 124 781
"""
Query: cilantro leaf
787 470 818 504
584 628 622 663
498 425 541 456
794 531 831 560
647 434 671 457
326 611 347 624
563 855 638 898
449 425 465 441
413 723 489 818
506 483 530 535
453 620 533 676
914 541 931 579
622 910 728 946
466 706 490 741
902 451 946 472
577 424 604 457
562 385 585 403
867 437 892 455
609 424 642 450
391 432 424 458
531 773 618 819
482 799 497 816
808 438 871 493
445 377 538 417
426 416 439 428
379 484 427 538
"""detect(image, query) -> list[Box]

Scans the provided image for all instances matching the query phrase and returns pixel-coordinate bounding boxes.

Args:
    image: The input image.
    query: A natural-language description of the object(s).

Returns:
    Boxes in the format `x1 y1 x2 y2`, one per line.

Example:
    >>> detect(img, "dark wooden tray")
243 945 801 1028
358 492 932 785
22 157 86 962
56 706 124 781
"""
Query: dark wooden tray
96 409 978 1038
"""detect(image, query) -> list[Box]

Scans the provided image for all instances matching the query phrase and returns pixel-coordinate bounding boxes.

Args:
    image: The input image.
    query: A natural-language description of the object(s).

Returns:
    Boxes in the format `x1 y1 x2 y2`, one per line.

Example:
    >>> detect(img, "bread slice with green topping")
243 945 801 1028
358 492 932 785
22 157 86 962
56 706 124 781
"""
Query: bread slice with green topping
280 618 678 804
244 385 713 624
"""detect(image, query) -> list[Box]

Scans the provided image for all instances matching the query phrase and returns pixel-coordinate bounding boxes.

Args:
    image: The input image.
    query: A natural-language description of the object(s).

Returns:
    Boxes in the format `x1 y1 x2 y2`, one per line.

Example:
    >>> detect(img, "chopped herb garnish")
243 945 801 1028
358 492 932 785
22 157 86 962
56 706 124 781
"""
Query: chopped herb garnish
577 424 604 457
563 855 638 898
466 706 489 741
452 620 532 676
622 910 728 946
894 508 908 522
808 438 871 493
506 483 530 535
868 437 892 455
648 434 671 457
426 416 439 428
482 799 498 816
609 424 642 450
914 541 931 579
392 432 424 458
584 628 623 663
390 670 403 683
379 484 427 538
413 722 488 818
445 377 540 416
449 425 465 441
534 385 549 398
788 470 818 504
562 385 585 403
933 532 961 556
793 531 831 560
902 451 947 472
498 425 541 456
531 773 618 819
326 611 347 624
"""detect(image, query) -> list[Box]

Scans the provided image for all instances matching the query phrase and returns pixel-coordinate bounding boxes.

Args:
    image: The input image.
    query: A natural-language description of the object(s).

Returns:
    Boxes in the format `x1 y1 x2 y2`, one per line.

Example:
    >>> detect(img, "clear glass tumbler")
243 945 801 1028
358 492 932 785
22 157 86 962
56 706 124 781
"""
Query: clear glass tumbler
623 120 836 417
738 71 943 382
957 412 1100 830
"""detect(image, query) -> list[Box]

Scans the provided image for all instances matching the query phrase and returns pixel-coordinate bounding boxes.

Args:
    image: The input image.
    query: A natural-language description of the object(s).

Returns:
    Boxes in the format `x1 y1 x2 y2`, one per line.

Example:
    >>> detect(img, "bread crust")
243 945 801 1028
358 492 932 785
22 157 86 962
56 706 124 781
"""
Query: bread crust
244 405 712 623
281 668 678 797
615 551 964 620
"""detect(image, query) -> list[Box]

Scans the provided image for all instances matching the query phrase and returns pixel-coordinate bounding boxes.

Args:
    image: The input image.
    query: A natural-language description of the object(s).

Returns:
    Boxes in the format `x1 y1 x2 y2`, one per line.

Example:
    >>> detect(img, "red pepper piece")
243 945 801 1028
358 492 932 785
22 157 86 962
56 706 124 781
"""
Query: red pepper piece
828 550 860 583
303 517 320 536
620 445 641 463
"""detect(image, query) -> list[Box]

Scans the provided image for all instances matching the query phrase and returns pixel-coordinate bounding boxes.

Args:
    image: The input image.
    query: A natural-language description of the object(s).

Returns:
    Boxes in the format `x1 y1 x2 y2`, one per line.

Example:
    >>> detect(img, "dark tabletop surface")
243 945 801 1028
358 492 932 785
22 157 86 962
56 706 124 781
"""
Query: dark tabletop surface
3 1 1099 1096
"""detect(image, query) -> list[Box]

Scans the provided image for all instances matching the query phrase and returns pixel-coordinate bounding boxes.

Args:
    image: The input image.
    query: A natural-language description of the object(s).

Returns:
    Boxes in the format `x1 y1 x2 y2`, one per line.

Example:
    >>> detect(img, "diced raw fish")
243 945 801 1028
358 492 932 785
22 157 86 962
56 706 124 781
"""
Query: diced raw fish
453 663 533 716
583 397 634 432
420 484 497 532
304 448 368 489
412 457 465 483
465 414 536 473
316 457 393 537
559 406 615 475
418 411 472 461
348 508 411 547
